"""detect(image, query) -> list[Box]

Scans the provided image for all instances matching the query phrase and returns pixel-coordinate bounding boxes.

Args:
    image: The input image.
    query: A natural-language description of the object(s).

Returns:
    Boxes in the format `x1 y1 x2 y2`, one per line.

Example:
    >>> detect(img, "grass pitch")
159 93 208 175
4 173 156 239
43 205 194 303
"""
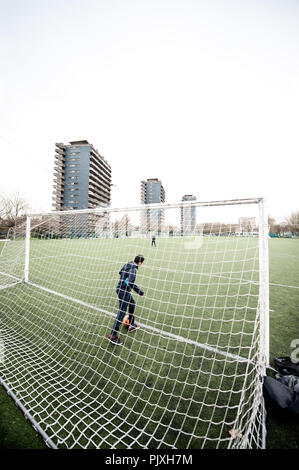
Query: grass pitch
0 236 298 449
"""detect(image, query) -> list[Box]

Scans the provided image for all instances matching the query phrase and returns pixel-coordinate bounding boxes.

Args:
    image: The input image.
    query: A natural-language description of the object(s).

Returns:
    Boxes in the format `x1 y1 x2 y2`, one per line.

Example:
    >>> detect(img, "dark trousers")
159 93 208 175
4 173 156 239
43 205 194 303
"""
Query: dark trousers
111 288 136 336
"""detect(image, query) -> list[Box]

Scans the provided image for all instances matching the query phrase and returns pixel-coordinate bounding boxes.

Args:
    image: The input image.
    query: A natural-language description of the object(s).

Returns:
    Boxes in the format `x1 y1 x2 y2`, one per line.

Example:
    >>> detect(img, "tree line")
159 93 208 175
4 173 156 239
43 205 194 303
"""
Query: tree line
268 212 299 237
0 191 298 238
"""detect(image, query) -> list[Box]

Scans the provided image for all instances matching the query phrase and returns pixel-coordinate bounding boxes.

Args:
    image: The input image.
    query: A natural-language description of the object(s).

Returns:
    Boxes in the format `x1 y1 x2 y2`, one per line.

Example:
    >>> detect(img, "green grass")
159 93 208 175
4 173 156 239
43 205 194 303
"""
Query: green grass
264 239 299 450
0 384 46 449
0 236 298 449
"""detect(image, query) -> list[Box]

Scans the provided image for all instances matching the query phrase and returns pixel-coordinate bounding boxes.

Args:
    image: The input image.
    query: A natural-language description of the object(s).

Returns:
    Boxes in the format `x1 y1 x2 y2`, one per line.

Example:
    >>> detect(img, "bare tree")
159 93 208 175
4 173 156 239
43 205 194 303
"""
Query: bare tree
0 191 30 227
284 211 299 235
268 217 282 235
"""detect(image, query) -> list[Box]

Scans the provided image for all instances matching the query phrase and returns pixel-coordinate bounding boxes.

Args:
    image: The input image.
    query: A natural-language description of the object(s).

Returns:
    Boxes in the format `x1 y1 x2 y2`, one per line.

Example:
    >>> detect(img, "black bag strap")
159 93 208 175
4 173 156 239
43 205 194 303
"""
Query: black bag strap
274 357 299 376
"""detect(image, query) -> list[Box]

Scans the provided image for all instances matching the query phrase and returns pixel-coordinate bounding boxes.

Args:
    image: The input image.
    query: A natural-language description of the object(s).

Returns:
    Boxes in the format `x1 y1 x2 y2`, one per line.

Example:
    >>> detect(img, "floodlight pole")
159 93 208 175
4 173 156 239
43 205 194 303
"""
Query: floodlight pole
24 215 31 283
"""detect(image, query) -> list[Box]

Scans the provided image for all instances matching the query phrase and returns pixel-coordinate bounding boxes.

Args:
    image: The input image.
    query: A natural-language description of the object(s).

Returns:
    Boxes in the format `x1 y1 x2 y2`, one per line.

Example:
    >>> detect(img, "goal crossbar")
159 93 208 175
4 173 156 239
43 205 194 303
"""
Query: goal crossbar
29 197 264 217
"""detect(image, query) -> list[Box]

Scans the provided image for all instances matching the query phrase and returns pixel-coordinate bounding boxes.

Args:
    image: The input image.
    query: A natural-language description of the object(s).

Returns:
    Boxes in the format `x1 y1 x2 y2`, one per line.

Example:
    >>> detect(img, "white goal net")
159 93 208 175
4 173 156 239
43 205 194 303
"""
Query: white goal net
0 198 269 449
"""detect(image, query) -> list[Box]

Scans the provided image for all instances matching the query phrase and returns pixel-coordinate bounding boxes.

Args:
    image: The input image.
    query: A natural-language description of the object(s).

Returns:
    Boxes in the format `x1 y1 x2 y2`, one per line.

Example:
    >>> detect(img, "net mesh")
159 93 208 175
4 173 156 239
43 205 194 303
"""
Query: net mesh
0 200 268 449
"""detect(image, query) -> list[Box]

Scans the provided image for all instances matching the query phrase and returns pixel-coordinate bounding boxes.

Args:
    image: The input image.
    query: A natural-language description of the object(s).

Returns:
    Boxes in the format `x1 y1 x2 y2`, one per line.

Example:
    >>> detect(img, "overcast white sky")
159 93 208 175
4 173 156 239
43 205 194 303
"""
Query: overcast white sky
0 0 298 221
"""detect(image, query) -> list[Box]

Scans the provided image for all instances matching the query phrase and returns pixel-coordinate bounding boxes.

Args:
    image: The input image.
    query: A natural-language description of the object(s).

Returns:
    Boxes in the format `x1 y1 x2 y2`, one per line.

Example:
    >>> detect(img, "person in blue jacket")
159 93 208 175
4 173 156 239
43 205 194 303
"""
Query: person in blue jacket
109 255 145 346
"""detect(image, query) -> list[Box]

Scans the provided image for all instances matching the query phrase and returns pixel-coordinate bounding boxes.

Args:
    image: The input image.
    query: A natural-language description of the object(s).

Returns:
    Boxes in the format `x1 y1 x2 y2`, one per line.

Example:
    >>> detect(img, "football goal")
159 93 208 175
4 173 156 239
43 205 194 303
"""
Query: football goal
0 198 269 449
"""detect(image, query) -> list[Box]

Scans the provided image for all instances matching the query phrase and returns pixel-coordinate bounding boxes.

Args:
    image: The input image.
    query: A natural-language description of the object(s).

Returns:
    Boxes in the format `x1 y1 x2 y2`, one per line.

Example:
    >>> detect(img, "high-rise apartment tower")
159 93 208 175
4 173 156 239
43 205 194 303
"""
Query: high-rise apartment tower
140 178 166 205
140 178 165 234
53 140 111 211
181 194 197 234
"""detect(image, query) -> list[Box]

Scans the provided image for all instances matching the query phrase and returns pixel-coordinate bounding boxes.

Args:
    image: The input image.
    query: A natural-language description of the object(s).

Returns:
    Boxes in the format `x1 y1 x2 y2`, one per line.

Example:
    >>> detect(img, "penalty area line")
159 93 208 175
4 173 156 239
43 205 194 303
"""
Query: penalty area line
27 281 250 364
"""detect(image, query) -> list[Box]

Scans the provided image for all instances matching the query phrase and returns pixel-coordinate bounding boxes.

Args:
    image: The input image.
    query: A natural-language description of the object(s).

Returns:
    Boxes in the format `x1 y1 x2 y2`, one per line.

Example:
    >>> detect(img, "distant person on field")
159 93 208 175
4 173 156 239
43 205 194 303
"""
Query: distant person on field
151 236 156 247
109 255 145 346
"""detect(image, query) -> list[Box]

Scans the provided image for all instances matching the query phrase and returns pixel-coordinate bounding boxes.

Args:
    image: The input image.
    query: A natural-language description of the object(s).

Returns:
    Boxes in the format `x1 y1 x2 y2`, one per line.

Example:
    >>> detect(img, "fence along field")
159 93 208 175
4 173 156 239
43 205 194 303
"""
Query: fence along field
0 199 269 449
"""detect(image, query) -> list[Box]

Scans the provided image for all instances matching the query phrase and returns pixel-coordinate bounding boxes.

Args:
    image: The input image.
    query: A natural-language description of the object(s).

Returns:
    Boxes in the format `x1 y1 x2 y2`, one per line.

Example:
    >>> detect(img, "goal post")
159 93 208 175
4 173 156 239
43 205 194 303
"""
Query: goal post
258 198 270 370
24 215 31 283
0 198 269 449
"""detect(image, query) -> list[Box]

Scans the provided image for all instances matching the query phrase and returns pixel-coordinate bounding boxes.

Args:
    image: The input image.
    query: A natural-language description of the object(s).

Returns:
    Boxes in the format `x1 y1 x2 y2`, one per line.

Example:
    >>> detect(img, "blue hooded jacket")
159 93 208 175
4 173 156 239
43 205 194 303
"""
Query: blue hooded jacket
117 261 144 295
